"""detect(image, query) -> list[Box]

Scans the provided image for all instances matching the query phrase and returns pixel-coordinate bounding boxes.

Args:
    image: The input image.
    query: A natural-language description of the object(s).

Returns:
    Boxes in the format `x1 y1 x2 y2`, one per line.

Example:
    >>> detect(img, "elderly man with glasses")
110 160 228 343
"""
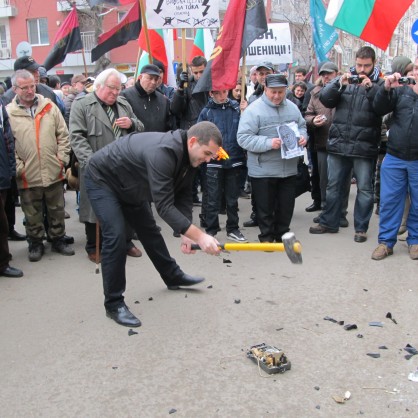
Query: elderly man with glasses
70 68 144 263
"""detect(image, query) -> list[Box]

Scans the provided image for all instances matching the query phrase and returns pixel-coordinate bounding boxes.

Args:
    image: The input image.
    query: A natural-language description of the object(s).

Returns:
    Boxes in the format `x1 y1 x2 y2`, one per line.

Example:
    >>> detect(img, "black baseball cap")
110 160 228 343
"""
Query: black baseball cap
14 56 40 71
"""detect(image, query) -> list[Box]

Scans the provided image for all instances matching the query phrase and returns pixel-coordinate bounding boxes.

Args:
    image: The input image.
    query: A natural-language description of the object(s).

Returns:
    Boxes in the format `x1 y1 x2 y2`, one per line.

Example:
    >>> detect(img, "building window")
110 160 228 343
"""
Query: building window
0 25 7 49
27 18 49 45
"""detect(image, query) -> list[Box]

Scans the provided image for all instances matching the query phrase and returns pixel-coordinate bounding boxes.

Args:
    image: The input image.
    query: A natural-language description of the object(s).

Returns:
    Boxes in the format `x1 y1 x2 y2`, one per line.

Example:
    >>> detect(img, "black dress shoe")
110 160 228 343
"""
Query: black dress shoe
8 230 27 241
305 202 322 212
106 306 142 327
243 219 258 227
0 265 24 278
166 273 205 290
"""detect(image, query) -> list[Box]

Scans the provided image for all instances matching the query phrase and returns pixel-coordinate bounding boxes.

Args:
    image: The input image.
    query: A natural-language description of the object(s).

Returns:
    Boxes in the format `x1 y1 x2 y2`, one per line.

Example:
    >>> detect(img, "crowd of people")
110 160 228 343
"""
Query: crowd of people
1 46 417 327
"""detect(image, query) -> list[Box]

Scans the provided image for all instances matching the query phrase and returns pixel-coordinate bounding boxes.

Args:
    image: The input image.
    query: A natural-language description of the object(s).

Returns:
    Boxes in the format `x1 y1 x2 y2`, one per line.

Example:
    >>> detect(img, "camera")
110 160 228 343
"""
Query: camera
398 77 416 85
348 75 361 84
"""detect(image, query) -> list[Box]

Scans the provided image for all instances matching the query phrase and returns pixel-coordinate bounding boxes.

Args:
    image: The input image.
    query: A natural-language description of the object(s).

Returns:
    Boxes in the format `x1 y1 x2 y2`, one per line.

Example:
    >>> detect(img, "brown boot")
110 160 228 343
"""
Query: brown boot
409 244 418 260
371 244 393 260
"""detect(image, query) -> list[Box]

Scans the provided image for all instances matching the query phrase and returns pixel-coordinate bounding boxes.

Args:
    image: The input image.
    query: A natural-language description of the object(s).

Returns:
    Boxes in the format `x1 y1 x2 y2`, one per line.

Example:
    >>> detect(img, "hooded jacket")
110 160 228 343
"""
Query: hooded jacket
197 98 245 168
7 94 70 190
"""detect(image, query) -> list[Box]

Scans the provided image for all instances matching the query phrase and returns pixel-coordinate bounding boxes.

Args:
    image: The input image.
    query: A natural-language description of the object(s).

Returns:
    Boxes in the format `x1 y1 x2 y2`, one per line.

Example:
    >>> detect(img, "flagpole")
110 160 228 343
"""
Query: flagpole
240 53 247 105
139 0 153 63
134 47 143 79
181 28 188 88
81 48 88 77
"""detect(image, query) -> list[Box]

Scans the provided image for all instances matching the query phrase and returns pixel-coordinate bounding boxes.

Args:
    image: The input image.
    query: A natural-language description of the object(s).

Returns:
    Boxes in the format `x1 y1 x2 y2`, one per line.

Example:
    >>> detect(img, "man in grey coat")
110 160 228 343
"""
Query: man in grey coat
70 68 144 262
238 74 307 243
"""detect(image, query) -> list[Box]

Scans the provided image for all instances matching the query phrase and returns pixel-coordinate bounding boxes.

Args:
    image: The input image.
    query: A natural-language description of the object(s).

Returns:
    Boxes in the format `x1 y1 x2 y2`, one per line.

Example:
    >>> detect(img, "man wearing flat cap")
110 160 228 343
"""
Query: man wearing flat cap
304 61 351 226
238 74 307 243
120 64 174 132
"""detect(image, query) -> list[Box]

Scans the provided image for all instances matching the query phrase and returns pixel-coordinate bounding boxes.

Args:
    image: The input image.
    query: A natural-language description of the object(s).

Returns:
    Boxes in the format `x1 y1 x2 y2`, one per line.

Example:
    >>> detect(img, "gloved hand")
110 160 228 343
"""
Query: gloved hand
178 72 189 89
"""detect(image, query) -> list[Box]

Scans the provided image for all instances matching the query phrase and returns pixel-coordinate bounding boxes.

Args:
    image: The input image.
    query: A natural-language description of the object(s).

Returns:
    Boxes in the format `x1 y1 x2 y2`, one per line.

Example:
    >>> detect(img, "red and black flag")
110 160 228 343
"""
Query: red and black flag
193 0 267 94
43 6 83 71
91 2 141 62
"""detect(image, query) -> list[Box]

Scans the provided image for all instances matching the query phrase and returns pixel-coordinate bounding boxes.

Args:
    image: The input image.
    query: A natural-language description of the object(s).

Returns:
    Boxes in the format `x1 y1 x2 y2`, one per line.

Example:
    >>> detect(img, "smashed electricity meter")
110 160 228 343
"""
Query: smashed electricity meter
247 343 291 374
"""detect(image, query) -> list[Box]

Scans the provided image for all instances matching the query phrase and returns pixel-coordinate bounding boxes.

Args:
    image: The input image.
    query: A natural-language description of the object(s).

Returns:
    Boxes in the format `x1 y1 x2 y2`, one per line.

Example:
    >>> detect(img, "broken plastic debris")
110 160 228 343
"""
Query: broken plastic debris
332 391 351 404
369 321 383 327
386 312 397 324
207 285 213 289
379 345 388 350
367 353 381 358
344 324 358 331
324 316 338 323
134 300 140 304
314 386 320 391
357 334 364 338
234 299 241 304
404 344 418 360
169 408 177 414
148 297 153 301
128 329 138 336
223 258 231 263
408 370 418 382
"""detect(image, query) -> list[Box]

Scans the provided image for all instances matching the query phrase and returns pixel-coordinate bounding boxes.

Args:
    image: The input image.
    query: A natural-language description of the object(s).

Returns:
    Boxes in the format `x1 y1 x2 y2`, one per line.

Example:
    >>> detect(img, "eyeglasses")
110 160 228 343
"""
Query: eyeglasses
15 84 36 92
105 84 122 92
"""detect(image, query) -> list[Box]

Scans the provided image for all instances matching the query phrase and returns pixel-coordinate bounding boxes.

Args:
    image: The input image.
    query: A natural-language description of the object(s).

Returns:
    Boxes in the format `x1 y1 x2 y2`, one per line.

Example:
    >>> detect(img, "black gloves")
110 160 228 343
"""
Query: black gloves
178 72 189 89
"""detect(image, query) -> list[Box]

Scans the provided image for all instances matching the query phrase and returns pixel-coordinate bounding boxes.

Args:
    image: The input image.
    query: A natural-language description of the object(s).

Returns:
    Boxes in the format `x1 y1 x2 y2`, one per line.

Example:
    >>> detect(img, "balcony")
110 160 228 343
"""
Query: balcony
0 0 17 17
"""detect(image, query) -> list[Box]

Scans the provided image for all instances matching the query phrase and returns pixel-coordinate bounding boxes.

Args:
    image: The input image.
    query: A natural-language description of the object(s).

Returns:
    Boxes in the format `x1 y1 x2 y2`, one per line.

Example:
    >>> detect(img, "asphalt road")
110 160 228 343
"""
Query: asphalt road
1 186 417 417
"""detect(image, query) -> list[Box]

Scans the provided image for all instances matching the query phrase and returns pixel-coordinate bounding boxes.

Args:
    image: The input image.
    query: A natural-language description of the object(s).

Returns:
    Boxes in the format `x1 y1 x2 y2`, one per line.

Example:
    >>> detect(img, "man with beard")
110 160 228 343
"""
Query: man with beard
309 46 384 243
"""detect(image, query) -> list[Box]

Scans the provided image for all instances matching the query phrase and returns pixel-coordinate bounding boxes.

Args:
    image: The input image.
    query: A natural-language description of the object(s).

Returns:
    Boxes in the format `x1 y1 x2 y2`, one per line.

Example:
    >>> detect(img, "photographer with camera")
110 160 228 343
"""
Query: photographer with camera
309 46 384 243
370 57 418 261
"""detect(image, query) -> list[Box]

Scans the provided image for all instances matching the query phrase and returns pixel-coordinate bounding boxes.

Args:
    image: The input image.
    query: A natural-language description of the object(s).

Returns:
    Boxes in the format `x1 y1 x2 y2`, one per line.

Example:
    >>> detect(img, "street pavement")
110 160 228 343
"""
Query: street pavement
1 186 417 417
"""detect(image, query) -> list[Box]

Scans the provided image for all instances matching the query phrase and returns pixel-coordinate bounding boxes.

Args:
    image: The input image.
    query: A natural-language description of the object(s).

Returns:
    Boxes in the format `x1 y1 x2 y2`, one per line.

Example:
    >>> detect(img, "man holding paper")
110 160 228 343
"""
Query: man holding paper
237 74 307 243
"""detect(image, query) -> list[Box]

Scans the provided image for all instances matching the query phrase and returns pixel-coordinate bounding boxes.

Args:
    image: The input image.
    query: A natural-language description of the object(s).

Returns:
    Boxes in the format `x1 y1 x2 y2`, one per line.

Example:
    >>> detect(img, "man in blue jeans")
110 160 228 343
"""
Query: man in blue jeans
309 46 384 243
370 59 418 260
84 122 222 328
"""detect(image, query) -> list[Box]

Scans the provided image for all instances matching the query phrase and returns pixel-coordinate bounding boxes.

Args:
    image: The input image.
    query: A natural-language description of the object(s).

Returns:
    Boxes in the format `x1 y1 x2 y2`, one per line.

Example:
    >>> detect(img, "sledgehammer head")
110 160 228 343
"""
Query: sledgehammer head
282 232 303 264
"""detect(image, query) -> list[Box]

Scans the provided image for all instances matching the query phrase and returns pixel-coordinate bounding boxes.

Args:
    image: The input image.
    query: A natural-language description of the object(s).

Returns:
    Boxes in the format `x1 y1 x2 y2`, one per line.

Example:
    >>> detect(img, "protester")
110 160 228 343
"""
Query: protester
120 64 174 132
7 70 73 261
198 89 247 242
238 74 307 242
304 61 350 228
0 99 23 277
309 46 384 243
70 68 144 263
84 121 222 327
370 58 418 260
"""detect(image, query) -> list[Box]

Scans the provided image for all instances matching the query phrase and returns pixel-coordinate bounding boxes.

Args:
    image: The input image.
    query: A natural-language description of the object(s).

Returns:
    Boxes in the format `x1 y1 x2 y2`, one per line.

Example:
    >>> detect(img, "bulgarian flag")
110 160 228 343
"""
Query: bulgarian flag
138 28 167 81
189 29 215 62
325 0 414 50
137 28 176 87
189 29 204 62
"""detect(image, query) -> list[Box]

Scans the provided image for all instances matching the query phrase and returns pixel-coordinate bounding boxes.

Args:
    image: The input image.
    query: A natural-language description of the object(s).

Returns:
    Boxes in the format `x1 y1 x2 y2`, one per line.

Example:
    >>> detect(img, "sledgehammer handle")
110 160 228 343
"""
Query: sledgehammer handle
191 242 302 253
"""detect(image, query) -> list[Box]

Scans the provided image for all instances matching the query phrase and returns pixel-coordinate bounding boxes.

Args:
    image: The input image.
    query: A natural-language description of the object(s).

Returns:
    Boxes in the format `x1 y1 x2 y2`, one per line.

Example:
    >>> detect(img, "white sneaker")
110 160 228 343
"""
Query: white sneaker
227 230 248 242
